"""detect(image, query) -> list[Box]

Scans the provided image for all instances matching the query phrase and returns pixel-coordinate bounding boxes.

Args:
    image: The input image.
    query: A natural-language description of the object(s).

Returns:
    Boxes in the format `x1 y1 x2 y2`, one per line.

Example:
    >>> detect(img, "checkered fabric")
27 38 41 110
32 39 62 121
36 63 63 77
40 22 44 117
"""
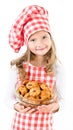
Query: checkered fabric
9 5 50 52
24 63 56 88
11 112 53 130
11 63 55 130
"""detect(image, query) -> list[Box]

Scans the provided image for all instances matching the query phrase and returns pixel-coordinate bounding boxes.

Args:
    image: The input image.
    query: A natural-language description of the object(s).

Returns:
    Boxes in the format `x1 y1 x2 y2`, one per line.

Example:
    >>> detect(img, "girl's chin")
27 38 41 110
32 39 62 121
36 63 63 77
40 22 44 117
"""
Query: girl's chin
35 50 48 55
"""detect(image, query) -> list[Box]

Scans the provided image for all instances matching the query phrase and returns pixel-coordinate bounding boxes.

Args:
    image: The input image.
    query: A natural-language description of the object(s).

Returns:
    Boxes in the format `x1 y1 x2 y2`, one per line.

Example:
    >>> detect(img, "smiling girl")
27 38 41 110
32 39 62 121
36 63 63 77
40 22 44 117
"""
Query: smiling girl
7 5 64 130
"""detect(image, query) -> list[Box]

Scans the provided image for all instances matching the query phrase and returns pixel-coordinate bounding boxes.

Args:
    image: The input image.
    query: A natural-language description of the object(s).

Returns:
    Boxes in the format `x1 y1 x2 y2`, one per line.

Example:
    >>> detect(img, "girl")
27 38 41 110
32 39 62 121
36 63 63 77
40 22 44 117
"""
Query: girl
7 5 64 130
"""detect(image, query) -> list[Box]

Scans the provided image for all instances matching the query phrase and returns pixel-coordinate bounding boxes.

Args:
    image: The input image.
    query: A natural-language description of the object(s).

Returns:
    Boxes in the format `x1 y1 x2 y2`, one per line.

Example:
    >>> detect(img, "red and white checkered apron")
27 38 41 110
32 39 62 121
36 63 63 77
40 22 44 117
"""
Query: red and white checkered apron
11 63 56 130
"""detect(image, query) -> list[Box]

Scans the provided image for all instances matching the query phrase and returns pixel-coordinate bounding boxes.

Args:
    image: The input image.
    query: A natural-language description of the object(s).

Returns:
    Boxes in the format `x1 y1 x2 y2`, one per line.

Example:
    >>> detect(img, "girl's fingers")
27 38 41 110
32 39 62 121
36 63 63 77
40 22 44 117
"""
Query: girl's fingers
14 102 37 113
21 107 31 113
37 105 50 113
22 107 37 113
37 103 59 113
14 102 25 111
27 108 37 114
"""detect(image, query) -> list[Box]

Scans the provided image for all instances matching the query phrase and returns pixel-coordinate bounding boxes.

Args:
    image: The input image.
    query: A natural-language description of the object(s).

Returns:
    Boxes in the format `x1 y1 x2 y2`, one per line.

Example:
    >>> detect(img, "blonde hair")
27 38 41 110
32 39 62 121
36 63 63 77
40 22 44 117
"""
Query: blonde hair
10 35 57 80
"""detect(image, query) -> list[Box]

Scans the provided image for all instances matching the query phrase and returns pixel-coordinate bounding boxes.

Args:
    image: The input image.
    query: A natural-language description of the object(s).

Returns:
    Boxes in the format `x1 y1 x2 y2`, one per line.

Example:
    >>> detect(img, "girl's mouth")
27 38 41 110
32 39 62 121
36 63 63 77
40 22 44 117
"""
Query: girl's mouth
36 46 47 51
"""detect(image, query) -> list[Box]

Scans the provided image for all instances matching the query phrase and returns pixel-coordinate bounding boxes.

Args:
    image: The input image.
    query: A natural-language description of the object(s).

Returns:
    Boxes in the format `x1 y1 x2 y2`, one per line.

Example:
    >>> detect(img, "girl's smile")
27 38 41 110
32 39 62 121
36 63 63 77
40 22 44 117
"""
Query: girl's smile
35 46 47 51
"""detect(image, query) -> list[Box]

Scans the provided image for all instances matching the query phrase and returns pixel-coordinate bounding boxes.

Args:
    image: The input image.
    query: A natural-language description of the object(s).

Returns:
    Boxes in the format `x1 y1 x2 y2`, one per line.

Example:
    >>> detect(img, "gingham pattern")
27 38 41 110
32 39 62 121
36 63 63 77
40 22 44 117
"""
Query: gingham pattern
9 5 50 52
11 112 53 130
24 63 56 88
11 63 55 130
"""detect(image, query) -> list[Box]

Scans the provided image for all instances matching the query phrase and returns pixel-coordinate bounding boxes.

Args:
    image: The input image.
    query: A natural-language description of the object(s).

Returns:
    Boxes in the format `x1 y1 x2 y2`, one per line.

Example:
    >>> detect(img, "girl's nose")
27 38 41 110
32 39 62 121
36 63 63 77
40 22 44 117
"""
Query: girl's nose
36 40 42 46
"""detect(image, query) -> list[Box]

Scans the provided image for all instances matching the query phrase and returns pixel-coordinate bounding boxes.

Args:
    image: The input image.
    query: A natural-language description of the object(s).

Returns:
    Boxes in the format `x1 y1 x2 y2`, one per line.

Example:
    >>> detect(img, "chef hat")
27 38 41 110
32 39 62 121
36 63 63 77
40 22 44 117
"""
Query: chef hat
9 5 51 52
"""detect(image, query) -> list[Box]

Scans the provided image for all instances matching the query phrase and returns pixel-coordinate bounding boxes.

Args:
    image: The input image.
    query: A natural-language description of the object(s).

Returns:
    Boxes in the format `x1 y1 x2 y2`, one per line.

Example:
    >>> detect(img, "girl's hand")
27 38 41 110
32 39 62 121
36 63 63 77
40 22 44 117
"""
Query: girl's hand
14 102 37 113
37 102 59 113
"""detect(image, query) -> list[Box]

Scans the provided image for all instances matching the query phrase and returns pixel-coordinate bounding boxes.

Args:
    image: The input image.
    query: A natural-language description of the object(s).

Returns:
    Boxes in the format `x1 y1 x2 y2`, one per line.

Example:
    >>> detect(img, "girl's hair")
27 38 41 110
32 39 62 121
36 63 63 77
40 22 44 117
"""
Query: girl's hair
10 35 57 80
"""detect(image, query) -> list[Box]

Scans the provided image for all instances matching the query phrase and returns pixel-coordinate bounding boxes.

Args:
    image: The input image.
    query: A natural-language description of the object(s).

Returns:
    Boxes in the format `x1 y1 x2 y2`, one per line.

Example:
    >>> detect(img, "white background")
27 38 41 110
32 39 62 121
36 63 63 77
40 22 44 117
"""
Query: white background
0 0 73 129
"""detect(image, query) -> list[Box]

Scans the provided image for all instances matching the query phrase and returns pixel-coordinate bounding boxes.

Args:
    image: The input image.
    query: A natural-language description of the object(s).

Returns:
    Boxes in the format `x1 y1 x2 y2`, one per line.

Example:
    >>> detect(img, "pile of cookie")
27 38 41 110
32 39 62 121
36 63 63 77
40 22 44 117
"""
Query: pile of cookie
16 80 54 106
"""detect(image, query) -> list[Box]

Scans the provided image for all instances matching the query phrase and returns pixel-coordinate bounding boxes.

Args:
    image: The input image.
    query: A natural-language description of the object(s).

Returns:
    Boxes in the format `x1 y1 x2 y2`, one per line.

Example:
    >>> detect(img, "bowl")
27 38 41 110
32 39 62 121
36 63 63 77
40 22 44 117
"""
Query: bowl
15 80 55 107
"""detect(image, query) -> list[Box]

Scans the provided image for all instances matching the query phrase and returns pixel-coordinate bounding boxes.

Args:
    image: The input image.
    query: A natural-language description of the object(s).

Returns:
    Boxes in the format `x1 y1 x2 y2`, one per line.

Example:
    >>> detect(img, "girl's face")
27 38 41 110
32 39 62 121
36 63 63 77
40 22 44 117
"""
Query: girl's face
28 30 52 56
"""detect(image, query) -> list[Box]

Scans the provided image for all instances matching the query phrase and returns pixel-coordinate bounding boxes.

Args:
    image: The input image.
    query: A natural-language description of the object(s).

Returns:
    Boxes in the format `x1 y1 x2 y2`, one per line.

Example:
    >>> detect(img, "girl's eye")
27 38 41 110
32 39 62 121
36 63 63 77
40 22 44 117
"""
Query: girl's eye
42 36 47 39
30 39 35 42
